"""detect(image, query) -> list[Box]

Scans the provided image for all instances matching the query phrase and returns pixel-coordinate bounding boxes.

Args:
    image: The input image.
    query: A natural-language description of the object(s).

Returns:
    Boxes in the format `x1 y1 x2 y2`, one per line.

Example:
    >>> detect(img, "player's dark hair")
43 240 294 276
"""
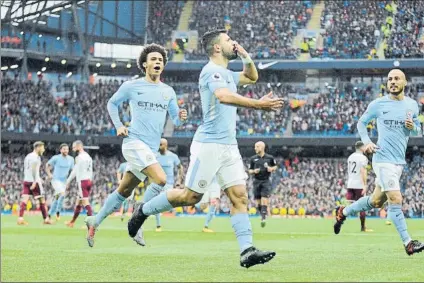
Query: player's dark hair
201 29 227 57
137 43 168 74
59 143 68 150
355 141 364 149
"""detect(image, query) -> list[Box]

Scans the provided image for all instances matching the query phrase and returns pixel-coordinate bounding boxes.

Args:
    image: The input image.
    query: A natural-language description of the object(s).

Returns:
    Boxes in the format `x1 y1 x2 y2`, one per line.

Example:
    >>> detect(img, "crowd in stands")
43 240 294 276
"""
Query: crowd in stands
186 0 314 60
291 84 373 136
384 0 424 59
2 150 423 218
320 0 392 59
2 76 423 137
145 0 185 47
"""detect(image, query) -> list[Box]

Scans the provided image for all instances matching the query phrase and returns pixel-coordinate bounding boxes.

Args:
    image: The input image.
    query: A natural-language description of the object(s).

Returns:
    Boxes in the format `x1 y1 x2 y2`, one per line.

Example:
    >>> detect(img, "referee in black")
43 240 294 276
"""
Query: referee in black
248 141 277 227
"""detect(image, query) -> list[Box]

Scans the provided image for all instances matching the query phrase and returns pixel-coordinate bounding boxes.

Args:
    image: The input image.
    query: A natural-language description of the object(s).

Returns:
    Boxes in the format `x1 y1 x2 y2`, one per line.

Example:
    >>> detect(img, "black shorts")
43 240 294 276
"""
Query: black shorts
253 179 272 199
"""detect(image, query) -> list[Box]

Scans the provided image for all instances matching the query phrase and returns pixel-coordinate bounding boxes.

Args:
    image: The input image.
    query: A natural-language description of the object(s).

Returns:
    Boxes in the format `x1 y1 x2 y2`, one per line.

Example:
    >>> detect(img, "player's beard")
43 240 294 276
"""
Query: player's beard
159 148 165 154
389 85 404 96
223 49 238 61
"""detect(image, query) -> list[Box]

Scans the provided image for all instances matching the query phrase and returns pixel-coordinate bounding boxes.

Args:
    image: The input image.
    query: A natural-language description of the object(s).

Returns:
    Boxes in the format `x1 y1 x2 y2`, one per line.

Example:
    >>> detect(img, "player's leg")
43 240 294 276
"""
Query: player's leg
335 162 388 234
225 184 275 268
18 189 30 225
48 194 59 219
56 193 65 220
217 145 275 268
334 185 386 234
31 183 51 224
66 199 83 228
354 189 372 232
128 141 214 237
121 199 129 221
260 183 271 227
203 187 219 232
382 166 424 255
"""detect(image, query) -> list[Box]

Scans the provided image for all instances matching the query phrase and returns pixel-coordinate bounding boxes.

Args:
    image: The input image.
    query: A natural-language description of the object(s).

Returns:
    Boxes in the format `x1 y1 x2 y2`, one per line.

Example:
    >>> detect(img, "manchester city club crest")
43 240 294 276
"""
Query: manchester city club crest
162 92 170 101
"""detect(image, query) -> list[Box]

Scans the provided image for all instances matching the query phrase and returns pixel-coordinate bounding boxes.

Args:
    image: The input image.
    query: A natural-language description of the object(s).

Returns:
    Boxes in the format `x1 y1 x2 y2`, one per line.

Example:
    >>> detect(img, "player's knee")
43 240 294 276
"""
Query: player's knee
180 189 202 205
231 190 248 207
386 192 402 205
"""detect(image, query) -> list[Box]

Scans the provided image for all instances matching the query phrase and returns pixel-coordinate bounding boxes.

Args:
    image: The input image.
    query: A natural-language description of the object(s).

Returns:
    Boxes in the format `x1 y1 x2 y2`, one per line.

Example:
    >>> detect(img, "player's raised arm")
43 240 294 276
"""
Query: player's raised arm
357 100 378 148
107 82 131 136
167 89 187 127
234 42 258 85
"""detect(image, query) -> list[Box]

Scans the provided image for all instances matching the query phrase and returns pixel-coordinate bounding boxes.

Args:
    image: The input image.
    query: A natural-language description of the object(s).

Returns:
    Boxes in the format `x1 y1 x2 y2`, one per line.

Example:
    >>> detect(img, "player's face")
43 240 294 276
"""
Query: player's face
219 33 238 60
387 70 406 96
60 146 69 156
37 145 45 156
159 142 166 153
144 52 164 76
72 144 80 154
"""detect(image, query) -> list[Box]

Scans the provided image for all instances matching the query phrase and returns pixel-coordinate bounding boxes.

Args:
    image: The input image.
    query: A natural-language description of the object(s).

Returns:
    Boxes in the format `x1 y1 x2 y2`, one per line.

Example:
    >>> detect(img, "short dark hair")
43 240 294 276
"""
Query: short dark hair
33 141 44 149
137 43 168 74
201 29 227 56
355 141 364 149
59 143 68 150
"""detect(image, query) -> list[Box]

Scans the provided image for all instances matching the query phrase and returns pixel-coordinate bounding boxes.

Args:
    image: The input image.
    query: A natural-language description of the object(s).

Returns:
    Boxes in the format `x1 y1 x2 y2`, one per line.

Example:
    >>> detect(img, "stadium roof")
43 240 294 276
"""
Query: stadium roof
1 0 84 24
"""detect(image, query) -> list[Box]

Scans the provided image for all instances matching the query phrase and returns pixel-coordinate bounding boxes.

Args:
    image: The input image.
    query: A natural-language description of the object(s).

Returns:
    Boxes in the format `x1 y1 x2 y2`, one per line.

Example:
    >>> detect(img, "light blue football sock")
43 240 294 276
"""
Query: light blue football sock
204 205 216 228
143 183 163 202
231 213 253 254
388 204 412 246
94 190 125 226
142 192 173 215
343 196 374 216
155 214 161 227
56 195 65 215
48 198 58 216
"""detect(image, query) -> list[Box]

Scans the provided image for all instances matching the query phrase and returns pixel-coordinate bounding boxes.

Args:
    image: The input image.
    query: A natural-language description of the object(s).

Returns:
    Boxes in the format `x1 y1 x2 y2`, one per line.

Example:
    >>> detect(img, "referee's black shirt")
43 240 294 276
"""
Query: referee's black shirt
249 154 276 181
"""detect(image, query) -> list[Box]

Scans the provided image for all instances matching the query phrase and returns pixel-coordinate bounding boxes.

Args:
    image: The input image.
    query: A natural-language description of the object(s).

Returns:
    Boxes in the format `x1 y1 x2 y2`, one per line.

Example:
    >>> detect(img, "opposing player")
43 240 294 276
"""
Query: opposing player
334 69 424 255
346 141 372 232
128 29 283 268
84 43 187 247
248 141 277 227
18 141 52 225
46 143 74 221
143 138 183 232
199 179 221 233
117 161 136 221
65 140 93 228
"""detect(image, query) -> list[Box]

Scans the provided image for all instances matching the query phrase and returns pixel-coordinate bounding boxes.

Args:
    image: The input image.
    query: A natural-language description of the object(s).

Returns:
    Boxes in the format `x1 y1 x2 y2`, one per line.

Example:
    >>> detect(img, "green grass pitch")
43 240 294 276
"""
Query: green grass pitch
2 215 424 282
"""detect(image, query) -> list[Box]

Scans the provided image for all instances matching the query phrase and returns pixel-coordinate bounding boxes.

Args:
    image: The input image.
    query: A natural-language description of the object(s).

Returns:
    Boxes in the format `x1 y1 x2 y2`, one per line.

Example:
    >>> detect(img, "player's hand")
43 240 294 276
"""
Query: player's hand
117 126 128 137
30 183 37 190
233 42 249 59
179 109 187 121
405 118 414 130
267 167 273 173
259 92 284 111
364 142 378 154
253 168 260 174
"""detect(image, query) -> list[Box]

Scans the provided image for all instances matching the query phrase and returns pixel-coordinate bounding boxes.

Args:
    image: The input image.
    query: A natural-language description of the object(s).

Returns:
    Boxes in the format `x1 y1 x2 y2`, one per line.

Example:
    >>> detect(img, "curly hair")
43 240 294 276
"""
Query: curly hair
137 43 168 74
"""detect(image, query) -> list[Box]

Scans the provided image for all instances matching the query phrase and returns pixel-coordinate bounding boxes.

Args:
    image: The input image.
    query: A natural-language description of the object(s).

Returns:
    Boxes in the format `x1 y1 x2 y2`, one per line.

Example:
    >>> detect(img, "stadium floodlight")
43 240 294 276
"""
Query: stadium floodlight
37 71 42 75
45 57 50 62
92 73 98 77
10 64 19 69
111 63 116 68
126 63 131 69
1 66 9 71
96 62 101 67
20 31 24 35
38 34 42 37
61 59 67 64
66 72 72 78
41 67 47 72
56 36 60 40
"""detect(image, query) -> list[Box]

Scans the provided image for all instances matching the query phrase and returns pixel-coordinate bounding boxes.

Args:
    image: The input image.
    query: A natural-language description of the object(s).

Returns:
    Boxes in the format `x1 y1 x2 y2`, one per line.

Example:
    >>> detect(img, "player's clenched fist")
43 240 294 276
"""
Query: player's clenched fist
259 92 284 111
364 142 378 154
117 126 129 137
179 109 187 121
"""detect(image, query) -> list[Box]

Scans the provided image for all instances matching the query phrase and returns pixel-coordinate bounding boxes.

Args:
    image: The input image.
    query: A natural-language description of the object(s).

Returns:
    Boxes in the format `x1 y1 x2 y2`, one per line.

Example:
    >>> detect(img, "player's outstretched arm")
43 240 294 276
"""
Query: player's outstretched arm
107 82 131 135
234 43 258 85
167 91 187 126
357 100 378 147
214 88 283 111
